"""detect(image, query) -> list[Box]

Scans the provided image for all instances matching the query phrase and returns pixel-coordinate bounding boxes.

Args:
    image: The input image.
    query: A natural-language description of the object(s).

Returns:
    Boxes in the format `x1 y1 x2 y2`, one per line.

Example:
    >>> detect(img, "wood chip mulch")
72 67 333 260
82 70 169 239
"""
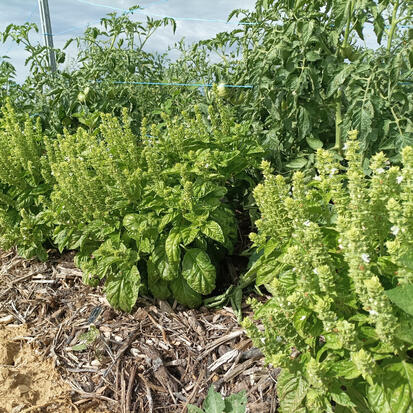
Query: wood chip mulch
0 249 279 412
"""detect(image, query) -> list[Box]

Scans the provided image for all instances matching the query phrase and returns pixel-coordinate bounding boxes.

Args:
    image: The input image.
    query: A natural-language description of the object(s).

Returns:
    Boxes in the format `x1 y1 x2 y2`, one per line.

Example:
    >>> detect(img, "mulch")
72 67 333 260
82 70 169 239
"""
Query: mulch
0 248 279 412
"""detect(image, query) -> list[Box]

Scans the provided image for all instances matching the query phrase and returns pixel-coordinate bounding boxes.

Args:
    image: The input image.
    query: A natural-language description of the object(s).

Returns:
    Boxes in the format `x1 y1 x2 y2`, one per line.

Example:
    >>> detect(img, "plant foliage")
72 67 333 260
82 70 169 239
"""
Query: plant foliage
244 131 413 412
0 101 52 260
188 385 247 413
172 0 412 167
45 95 262 310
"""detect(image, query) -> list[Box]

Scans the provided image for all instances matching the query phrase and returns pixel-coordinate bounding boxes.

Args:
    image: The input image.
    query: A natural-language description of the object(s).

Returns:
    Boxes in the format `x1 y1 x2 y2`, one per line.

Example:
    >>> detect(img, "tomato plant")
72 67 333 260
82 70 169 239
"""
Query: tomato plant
172 0 412 168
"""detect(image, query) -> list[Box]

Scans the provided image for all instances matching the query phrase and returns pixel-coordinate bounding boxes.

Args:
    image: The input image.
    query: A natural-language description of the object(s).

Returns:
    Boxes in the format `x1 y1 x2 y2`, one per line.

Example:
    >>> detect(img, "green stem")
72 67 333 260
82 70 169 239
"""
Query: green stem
390 106 403 137
343 0 356 47
334 0 356 154
110 33 118 50
335 89 343 154
387 0 400 52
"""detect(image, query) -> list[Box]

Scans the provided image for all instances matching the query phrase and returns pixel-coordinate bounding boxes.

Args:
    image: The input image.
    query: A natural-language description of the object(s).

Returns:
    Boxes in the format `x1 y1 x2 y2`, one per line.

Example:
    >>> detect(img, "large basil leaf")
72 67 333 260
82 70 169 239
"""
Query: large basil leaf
277 369 307 412
201 220 225 244
326 360 361 380
367 361 413 413
123 213 143 236
123 213 157 253
165 228 181 264
147 260 170 300
151 242 178 281
385 285 413 317
105 265 141 312
53 226 74 253
181 226 199 245
399 252 413 271
169 274 202 308
395 313 413 345
182 248 216 295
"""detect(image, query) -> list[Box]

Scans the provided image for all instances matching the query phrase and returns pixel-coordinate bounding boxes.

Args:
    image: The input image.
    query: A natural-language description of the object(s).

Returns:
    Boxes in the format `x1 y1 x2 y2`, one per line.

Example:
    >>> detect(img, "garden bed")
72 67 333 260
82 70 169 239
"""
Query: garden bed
0 249 278 412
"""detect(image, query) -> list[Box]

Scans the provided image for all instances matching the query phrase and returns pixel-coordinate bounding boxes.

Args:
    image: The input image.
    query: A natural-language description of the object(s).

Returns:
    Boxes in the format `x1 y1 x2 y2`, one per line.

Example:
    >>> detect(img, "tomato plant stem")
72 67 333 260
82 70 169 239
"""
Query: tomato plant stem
343 0 356 47
387 0 400 52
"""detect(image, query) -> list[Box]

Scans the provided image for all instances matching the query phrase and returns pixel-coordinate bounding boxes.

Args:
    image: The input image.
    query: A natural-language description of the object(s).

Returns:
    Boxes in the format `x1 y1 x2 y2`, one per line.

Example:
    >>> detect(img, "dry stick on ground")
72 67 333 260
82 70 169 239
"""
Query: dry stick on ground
115 359 121 402
121 368 127 413
101 328 141 391
21 397 74 413
125 364 138 413
139 373 154 413
180 366 206 413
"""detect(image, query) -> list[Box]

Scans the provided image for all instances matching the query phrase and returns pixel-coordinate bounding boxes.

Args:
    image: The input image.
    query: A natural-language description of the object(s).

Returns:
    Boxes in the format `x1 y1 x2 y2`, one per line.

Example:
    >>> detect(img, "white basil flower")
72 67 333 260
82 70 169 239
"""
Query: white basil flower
361 253 370 263
391 225 400 236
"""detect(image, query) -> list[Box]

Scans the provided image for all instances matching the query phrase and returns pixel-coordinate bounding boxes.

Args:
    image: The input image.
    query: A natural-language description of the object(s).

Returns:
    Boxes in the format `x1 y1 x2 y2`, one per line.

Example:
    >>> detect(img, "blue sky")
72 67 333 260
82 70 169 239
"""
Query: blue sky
0 0 257 81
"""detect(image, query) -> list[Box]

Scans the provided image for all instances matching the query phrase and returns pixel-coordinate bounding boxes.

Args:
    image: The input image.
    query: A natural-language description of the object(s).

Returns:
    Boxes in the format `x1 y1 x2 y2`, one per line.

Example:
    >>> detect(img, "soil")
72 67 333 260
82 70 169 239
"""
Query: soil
0 324 72 412
0 249 279 412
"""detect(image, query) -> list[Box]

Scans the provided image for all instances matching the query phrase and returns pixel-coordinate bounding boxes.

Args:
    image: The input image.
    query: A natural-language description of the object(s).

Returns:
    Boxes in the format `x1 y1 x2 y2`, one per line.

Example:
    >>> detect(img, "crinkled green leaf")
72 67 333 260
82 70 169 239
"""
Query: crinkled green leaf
395 313 413 345
327 360 361 380
399 252 413 271
201 220 225 244
105 265 141 312
182 248 216 295
367 361 413 413
165 228 181 264
123 213 142 235
203 386 225 413
147 260 170 300
151 242 178 281
277 369 307 412
224 391 247 413
331 387 356 407
306 136 323 150
286 157 307 169
181 226 199 245
169 274 202 308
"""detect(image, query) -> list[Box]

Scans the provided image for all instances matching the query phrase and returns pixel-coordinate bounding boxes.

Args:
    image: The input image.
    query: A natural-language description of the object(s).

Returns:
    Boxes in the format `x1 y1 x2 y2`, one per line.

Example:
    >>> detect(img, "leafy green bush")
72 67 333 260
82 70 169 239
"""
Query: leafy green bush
47 97 262 310
244 130 413 412
188 386 246 413
0 101 52 260
178 0 412 167
1 13 188 137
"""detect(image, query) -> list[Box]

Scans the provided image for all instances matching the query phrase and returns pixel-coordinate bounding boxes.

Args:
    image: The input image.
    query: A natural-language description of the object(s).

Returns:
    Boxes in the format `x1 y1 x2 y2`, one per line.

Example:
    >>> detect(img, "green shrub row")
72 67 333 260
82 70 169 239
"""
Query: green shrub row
1 97 413 410
0 96 263 311
244 130 413 412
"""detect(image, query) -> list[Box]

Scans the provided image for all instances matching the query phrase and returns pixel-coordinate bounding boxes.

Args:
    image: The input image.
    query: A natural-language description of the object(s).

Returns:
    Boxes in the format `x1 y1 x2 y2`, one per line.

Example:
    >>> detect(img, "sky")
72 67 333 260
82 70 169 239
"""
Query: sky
0 0 257 82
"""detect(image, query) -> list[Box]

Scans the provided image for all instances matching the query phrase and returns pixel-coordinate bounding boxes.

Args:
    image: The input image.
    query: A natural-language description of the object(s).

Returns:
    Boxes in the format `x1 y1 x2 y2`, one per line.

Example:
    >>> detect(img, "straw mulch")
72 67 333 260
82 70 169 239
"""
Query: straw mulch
0 248 279 412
